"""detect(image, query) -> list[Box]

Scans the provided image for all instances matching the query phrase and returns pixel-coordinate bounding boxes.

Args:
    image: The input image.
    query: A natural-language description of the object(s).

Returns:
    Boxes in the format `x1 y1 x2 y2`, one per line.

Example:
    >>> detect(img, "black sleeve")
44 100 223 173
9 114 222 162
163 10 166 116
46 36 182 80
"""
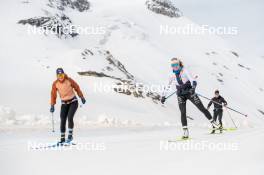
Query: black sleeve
222 97 227 105
207 98 214 108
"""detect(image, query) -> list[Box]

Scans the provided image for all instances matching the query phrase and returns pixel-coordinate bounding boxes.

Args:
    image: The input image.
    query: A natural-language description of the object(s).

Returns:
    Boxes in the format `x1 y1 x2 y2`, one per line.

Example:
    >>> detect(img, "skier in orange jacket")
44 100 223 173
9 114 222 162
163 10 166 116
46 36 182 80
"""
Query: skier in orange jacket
50 68 86 143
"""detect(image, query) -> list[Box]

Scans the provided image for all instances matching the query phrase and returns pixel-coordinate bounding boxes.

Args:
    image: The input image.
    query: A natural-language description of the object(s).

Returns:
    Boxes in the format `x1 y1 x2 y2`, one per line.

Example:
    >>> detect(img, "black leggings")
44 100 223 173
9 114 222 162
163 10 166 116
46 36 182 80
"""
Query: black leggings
60 101 78 133
213 109 223 126
178 93 212 127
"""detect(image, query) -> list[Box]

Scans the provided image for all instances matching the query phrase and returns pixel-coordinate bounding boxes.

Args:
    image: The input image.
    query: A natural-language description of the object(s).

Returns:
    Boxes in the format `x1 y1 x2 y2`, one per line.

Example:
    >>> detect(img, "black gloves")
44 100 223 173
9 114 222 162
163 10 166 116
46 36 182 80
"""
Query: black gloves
161 96 166 104
81 97 86 104
189 87 195 95
50 105 55 113
189 81 197 95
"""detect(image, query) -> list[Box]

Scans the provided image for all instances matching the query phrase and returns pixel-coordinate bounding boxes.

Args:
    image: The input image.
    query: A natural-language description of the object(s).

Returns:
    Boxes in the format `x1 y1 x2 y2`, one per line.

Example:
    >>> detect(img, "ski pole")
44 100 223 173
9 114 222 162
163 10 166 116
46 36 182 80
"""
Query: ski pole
165 91 177 99
196 93 248 117
187 116 194 120
51 112 55 132
225 107 237 128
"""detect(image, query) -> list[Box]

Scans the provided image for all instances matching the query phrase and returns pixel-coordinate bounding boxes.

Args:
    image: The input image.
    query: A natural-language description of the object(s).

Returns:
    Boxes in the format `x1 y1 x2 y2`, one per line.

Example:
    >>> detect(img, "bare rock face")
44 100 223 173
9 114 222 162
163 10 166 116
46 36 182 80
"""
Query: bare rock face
78 48 161 103
47 0 90 12
238 63 251 70
18 13 78 38
79 48 134 81
17 0 90 38
146 0 182 18
230 51 239 57
105 51 134 80
146 92 161 103
258 109 264 116
18 17 51 27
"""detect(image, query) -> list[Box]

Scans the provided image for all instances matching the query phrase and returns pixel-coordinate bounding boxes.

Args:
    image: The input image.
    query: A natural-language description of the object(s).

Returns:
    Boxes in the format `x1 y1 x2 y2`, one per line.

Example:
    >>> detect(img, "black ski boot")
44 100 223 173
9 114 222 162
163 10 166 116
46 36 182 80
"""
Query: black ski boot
211 120 220 129
219 125 223 133
57 133 65 145
66 129 73 143
66 135 73 143
210 128 216 134
181 127 189 139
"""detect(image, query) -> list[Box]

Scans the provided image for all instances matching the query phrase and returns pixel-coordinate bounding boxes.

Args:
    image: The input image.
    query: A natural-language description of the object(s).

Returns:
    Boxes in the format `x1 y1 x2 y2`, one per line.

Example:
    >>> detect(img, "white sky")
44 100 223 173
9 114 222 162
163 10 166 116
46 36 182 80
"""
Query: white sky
174 0 264 57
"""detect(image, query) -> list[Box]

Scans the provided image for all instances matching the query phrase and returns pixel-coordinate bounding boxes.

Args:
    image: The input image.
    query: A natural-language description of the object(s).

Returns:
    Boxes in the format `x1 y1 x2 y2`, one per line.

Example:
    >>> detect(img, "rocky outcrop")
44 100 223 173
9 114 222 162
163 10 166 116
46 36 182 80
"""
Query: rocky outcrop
18 0 90 38
258 109 264 116
18 13 78 38
105 51 134 80
146 92 161 104
80 48 134 80
238 63 251 70
146 0 182 18
47 0 90 12
230 51 239 57
78 48 161 103
78 71 126 82
18 17 51 27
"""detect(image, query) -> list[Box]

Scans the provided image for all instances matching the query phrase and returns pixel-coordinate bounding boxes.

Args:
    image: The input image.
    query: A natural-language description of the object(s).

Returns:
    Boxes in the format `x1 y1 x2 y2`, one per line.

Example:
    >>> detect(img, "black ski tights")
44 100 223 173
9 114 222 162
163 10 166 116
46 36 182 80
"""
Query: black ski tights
178 93 212 127
213 109 223 126
60 101 78 133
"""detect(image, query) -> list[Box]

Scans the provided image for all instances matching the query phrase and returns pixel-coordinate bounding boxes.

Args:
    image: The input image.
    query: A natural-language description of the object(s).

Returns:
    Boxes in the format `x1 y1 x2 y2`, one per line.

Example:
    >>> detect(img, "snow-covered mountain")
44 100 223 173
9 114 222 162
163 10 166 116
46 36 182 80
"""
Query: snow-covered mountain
1 0 263 128
1 1 264 175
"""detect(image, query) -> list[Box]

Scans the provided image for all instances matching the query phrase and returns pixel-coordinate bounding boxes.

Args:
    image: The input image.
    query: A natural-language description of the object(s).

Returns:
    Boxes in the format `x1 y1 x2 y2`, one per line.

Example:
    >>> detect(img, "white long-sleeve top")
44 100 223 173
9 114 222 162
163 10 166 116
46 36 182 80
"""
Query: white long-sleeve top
162 68 196 97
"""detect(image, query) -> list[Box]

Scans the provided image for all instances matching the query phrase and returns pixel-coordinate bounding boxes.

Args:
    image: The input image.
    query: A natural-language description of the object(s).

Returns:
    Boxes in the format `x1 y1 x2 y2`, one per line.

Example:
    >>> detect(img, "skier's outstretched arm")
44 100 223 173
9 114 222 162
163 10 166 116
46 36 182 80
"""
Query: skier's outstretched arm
222 97 227 106
207 99 213 109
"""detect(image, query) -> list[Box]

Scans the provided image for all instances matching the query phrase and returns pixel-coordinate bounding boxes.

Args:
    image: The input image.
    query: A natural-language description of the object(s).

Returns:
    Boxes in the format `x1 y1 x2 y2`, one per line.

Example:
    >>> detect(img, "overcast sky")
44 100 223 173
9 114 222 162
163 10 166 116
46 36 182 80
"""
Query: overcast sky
174 0 264 57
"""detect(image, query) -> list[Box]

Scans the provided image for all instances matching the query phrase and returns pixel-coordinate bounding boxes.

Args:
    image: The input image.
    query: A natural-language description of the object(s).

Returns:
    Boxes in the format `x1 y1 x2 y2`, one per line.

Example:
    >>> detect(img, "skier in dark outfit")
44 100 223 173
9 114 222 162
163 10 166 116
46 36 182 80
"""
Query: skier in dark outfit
161 58 220 139
207 90 227 134
50 68 86 143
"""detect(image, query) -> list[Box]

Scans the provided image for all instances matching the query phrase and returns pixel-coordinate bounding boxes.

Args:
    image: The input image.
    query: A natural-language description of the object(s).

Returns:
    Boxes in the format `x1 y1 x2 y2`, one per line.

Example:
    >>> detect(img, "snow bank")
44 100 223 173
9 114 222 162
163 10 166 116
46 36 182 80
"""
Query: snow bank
0 105 252 131
0 106 16 125
0 106 51 127
0 106 146 129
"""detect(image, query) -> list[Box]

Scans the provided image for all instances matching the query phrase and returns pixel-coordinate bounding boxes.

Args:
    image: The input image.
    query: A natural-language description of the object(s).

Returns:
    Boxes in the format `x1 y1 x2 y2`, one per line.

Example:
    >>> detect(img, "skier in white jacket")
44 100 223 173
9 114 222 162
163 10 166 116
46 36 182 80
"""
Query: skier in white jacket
161 58 220 139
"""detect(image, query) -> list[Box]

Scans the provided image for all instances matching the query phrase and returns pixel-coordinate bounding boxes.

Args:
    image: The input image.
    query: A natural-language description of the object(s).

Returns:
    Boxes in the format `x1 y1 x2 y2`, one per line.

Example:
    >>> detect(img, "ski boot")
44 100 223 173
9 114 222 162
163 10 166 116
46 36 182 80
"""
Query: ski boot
57 138 65 145
219 125 223 133
211 120 220 130
181 127 189 139
57 133 66 145
66 134 73 143
210 128 216 134
66 129 73 143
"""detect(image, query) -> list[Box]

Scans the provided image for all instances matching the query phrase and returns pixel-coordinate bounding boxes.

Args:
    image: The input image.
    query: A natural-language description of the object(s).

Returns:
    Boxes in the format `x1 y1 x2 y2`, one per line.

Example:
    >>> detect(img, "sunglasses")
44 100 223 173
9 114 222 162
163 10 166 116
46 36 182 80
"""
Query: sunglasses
57 73 65 78
171 63 179 67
